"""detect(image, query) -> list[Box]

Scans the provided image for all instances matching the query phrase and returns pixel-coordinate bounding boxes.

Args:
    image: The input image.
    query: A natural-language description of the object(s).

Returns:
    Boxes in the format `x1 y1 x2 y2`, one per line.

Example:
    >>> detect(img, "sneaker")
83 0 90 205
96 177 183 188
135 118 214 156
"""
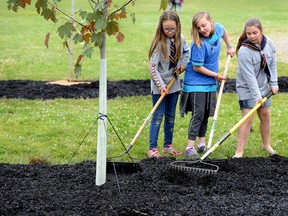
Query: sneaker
162 144 182 156
197 143 206 153
184 146 199 158
148 148 162 158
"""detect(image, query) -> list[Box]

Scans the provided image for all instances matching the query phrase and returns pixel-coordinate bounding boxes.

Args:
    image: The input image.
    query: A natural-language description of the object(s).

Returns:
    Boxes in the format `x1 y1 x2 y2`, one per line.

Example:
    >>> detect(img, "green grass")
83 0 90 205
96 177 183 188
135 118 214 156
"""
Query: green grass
0 93 287 164
0 0 287 81
0 0 288 164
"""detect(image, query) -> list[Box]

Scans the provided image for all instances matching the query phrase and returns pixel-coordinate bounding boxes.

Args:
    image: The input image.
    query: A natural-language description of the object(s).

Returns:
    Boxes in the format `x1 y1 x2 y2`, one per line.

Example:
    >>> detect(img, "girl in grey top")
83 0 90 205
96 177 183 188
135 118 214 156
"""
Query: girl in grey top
147 11 189 158
234 18 279 158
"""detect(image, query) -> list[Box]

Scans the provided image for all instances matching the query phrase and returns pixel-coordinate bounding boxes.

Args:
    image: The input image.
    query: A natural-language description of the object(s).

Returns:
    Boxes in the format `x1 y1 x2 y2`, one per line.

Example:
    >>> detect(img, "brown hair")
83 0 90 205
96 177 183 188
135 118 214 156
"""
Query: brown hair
191 11 215 48
236 18 263 55
148 11 182 61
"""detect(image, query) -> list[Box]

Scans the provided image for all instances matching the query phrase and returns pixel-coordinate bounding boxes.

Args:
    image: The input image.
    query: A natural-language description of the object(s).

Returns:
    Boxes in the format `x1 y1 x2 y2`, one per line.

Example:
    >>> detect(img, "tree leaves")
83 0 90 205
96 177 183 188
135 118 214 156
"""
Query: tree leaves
91 32 104 47
57 22 76 39
159 0 168 11
44 33 50 48
7 0 31 12
6 0 157 79
106 20 119 36
35 0 57 22
95 18 107 31
116 32 125 43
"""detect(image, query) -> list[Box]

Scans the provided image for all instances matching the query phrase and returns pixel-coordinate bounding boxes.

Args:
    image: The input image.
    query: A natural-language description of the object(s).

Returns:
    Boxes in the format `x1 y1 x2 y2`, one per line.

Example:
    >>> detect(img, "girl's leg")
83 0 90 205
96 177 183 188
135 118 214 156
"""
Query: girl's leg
149 94 164 150
258 107 275 154
163 92 179 147
185 92 207 158
187 92 206 146
235 109 254 157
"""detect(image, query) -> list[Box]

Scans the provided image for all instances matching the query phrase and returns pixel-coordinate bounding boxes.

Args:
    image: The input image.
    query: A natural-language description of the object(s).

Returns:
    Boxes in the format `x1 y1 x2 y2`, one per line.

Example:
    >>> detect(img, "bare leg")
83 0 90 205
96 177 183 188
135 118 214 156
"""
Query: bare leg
198 136 206 144
234 109 254 157
187 139 196 147
258 107 275 154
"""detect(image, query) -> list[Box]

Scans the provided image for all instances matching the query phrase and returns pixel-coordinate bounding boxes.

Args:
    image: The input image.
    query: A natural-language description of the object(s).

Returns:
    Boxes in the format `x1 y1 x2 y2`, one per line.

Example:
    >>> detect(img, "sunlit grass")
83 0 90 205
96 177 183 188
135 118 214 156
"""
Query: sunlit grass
1 93 287 164
0 0 287 81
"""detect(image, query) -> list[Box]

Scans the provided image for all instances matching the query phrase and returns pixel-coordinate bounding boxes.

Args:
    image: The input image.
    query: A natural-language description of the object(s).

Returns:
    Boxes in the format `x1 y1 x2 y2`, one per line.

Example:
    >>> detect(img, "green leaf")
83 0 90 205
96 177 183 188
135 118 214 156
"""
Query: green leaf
79 10 88 20
7 0 20 12
106 20 119 36
91 32 104 47
83 47 94 58
159 0 168 11
86 12 98 23
41 8 57 22
73 33 83 44
74 64 82 78
130 12 136 24
95 18 107 31
7 0 31 12
35 0 48 14
57 22 75 39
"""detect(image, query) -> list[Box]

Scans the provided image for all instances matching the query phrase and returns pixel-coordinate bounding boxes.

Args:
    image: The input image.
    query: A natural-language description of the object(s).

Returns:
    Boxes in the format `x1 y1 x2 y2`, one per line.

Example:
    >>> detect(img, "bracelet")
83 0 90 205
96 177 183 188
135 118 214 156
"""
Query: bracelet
227 45 233 49
216 73 221 81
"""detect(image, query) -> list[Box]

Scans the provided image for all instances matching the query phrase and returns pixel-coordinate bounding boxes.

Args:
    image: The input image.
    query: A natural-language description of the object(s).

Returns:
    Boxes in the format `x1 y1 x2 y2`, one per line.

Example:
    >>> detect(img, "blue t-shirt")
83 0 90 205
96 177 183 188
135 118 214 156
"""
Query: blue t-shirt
183 23 225 92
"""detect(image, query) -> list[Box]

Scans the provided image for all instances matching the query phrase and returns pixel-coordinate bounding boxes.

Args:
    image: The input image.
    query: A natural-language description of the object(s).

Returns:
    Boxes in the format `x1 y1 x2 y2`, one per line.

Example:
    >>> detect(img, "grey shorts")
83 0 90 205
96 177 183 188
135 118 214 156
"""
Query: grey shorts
239 97 271 110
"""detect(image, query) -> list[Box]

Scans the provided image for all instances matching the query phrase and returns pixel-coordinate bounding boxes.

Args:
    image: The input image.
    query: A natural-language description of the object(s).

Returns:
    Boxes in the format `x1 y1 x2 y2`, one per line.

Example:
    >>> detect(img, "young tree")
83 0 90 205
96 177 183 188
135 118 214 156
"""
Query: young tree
7 0 168 185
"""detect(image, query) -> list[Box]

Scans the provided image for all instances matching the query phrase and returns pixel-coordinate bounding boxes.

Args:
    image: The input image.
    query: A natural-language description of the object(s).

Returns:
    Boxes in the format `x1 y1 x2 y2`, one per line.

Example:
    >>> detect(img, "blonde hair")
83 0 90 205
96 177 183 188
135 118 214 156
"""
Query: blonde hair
191 11 215 48
148 11 182 61
236 18 263 55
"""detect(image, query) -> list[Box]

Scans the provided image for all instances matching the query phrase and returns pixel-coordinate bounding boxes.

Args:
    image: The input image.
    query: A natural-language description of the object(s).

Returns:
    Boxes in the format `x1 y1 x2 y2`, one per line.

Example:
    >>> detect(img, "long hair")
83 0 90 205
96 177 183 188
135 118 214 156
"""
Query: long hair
148 11 182 61
236 18 263 55
191 11 215 48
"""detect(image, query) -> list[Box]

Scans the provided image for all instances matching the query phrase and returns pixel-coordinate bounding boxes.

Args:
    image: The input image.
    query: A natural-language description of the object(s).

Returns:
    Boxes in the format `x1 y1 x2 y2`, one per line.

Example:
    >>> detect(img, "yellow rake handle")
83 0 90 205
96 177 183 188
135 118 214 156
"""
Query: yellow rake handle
125 76 177 153
201 91 273 160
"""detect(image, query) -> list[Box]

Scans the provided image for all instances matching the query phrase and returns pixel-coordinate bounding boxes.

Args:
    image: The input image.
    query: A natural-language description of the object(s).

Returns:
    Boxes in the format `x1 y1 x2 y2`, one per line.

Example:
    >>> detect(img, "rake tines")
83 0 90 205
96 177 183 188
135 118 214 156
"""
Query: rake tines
169 160 219 177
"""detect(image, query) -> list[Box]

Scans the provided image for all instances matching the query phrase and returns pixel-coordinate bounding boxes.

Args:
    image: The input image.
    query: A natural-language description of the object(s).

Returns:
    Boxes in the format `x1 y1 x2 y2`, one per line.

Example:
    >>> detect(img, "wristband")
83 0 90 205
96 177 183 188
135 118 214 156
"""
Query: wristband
227 45 233 49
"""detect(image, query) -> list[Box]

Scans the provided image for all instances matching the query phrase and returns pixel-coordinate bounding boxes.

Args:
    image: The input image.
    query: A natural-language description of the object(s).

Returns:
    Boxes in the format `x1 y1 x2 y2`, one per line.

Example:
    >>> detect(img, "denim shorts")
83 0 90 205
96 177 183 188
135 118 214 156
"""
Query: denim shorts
239 97 271 110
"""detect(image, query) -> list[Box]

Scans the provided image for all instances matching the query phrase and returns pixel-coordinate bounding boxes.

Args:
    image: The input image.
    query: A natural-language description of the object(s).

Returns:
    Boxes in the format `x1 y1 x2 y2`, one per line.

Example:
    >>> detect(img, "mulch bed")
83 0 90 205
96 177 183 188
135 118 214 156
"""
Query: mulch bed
1 155 288 215
0 77 287 100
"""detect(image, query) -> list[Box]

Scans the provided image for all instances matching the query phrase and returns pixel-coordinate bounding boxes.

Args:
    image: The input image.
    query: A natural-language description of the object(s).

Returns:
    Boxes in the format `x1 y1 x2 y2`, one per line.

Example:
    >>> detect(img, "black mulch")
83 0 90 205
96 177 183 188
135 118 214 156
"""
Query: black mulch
0 77 287 100
1 155 288 215
1 79 288 215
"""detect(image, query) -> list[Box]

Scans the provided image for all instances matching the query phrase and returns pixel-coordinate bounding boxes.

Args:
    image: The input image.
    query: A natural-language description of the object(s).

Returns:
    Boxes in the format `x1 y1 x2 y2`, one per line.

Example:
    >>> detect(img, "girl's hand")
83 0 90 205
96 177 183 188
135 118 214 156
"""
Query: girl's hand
227 47 235 57
216 73 227 81
256 99 264 106
161 87 169 95
271 86 279 95
179 65 186 74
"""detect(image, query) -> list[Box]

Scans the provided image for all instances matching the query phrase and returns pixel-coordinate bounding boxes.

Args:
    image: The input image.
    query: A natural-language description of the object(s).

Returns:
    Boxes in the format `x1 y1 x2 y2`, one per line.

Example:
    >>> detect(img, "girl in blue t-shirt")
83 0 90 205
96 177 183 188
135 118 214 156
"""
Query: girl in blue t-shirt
180 11 235 158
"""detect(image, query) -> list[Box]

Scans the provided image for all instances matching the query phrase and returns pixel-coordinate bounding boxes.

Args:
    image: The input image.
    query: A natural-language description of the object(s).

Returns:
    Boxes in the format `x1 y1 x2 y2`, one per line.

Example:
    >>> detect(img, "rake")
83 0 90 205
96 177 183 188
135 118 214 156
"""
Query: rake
125 76 177 154
206 55 231 152
170 91 273 176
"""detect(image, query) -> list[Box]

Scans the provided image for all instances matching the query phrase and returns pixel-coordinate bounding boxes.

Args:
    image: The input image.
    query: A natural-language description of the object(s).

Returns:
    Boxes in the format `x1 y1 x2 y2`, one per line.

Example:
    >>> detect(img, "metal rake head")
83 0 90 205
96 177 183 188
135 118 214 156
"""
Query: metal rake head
169 160 219 177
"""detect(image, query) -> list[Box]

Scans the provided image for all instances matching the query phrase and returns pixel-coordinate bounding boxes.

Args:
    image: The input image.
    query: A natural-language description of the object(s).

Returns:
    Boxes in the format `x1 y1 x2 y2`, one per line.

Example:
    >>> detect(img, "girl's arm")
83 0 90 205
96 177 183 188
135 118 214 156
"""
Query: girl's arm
149 47 166 91
179 36 190 73
268 39 278 94
193 65 226 81
223 30 235 57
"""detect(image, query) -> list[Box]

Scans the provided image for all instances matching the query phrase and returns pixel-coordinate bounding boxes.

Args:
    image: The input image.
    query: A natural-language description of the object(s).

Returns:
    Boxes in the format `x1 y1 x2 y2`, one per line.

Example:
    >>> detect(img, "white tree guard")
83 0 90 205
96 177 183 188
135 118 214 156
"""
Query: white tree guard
96 59 107 186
